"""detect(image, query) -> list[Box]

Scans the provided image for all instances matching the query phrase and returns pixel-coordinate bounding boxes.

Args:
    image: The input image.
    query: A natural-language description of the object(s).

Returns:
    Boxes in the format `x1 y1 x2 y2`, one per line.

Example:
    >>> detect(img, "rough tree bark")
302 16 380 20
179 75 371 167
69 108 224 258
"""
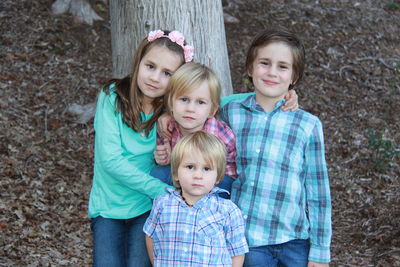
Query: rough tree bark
67 0 235 123
110 0 233 96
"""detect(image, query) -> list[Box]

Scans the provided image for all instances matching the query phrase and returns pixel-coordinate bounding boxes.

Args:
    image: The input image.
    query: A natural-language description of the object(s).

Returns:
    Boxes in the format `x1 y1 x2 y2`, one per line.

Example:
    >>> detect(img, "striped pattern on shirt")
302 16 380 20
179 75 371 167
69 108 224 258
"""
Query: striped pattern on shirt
221 95 332 263
143 187 248 266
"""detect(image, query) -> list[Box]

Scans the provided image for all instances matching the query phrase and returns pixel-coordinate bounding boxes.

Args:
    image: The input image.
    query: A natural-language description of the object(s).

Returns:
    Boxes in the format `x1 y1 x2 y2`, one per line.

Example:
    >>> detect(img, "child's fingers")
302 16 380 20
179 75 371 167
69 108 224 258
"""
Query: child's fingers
154 148 169 165
157 113 173 139
163 138 171 154
282 89 298 111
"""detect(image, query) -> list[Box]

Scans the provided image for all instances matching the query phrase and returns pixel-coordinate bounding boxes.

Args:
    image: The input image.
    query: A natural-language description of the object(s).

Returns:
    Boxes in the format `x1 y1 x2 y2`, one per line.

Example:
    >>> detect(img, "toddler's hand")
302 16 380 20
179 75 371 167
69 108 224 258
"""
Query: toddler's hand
157 113 173 140
154 138 171 165
282 89 299 111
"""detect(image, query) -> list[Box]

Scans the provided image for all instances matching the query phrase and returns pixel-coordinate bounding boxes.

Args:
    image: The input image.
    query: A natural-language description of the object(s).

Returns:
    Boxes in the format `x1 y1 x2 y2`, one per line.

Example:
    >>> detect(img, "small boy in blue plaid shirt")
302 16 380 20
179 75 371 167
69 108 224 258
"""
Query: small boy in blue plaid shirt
221 28 332 267
143 131 248 266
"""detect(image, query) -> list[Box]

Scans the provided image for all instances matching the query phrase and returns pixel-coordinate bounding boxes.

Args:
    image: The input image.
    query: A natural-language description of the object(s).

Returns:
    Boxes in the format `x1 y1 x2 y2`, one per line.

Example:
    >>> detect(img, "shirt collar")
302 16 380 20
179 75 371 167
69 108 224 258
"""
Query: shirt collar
166 187 228 208
241 95 286 113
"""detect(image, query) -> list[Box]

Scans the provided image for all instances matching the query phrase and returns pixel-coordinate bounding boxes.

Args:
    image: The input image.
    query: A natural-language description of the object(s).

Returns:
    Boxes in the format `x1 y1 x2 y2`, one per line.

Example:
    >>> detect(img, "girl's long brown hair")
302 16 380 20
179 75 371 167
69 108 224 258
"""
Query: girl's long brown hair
104 31 186 136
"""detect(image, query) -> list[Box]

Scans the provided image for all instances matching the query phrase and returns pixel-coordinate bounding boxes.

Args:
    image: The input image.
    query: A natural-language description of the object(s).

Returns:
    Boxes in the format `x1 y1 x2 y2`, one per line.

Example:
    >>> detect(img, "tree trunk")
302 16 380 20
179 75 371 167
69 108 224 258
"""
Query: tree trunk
109 0 233 96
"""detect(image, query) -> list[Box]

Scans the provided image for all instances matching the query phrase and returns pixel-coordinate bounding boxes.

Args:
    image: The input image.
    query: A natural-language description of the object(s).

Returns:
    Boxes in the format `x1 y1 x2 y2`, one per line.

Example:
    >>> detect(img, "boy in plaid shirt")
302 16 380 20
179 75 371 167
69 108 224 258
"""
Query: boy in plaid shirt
143 131 248 266
221 28 332 266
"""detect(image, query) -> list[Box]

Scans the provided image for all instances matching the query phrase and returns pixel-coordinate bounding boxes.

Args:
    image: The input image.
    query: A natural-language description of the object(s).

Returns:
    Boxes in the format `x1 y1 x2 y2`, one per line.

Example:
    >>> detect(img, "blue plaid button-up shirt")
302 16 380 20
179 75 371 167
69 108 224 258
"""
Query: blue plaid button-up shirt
143 187 248 266
221 95 332 263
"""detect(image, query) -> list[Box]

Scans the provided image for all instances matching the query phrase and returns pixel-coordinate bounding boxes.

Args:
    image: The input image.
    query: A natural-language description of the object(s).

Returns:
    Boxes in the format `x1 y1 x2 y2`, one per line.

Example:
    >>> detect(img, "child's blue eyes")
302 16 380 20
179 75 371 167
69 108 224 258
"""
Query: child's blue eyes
185 165 212 171
179 98 206 104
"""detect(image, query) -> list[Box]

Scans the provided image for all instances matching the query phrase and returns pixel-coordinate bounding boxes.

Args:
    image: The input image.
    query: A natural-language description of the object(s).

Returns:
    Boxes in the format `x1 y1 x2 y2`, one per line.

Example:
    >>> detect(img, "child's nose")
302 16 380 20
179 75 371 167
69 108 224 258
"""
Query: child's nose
193 169 203 178
186 101 196 111
150 70 161 82
267 65 278 76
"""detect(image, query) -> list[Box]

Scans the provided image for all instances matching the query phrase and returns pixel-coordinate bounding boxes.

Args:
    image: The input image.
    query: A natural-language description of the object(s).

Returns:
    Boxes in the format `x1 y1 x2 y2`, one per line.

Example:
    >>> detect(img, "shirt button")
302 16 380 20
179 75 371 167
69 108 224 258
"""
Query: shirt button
243 215 248 219
250 182 255 186
256 149 260 153
183 248 188 252
264 116 268 120
185 229 190 234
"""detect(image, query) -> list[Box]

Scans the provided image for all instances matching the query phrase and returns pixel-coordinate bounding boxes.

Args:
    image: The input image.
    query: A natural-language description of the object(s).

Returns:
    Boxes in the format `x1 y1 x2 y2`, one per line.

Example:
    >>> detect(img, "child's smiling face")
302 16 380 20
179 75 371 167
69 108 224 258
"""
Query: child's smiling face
249 42 294 107
137 45 183 111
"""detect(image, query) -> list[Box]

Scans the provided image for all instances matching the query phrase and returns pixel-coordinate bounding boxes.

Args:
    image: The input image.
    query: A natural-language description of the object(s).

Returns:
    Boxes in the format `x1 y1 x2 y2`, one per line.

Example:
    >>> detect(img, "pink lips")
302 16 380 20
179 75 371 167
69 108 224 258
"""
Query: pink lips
146 83 158 90
263 80 278 86
183 116 195 120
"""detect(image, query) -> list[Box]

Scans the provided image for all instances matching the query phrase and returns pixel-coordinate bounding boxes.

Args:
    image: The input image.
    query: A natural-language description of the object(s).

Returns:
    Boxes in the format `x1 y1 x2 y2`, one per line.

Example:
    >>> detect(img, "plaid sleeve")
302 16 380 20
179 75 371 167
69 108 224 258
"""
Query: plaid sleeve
219 103 230 125
143 195 163 237
304 119 332 263
220 122 237 178
224 203 249 256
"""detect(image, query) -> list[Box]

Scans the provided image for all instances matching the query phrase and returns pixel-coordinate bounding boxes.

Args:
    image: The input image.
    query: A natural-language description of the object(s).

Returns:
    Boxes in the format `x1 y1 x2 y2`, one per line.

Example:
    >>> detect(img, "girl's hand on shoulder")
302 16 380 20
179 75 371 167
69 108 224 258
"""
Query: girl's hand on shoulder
157 113 173 139
308 261 329 267
282 89 299 112
154 139 171 165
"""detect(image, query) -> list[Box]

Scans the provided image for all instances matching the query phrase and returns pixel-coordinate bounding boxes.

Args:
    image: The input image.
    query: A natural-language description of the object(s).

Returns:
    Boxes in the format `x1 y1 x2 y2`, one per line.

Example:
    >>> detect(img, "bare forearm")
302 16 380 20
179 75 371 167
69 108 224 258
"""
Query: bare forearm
145 235 154 265
232 255 245 267
308 261 329 267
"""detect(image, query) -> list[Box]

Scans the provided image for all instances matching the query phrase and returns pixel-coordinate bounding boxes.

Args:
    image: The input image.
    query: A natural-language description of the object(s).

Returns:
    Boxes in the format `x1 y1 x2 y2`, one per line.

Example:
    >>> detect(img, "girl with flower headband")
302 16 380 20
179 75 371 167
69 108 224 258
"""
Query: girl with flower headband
88 29 193 267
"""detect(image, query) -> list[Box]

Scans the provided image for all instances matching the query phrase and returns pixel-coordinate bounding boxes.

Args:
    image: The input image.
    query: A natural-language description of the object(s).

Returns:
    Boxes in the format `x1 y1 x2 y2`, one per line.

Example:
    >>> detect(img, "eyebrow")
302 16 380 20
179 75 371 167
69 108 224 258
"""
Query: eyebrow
258 57 291 65
145 59 175 73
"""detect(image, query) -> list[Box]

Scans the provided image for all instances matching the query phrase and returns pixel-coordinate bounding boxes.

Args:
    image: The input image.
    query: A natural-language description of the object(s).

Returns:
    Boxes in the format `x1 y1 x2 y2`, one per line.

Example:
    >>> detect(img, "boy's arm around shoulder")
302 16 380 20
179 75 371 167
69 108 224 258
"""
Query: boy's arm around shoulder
304 118 332 263
220 92 253 108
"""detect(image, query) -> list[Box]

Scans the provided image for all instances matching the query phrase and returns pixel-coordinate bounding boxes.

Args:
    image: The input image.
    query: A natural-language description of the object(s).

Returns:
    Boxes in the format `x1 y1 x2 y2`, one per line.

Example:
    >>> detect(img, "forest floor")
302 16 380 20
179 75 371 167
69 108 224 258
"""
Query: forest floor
1 0 399 266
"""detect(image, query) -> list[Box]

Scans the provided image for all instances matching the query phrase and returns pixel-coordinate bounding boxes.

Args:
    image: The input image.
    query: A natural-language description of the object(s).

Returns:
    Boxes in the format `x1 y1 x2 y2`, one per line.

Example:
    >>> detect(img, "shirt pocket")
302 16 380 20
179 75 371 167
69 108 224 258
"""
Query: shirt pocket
196 212 226 247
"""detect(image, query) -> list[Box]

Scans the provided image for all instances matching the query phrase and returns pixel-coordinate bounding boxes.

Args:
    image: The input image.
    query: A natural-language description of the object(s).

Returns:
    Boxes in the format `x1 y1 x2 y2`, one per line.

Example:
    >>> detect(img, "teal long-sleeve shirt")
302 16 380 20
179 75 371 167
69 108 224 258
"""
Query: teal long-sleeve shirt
88 89 172 219
88 87 254 219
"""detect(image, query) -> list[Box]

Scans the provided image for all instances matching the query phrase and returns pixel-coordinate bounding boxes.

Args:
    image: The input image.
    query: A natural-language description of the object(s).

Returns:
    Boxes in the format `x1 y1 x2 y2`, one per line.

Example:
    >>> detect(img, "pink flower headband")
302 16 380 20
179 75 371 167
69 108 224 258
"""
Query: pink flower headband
147 30 194 62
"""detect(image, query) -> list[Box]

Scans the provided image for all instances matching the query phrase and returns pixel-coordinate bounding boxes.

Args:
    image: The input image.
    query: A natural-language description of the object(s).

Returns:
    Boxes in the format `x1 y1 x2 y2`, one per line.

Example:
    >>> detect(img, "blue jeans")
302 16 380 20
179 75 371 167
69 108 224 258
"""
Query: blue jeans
91 212 151 267
151 165 234 199
244 239 310 267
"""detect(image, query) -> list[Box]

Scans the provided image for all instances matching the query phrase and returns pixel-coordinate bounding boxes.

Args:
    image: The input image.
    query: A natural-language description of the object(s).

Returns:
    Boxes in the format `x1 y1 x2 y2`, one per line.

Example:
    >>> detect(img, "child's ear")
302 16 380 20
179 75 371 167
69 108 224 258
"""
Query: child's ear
208 105 219 118
291 75 298 86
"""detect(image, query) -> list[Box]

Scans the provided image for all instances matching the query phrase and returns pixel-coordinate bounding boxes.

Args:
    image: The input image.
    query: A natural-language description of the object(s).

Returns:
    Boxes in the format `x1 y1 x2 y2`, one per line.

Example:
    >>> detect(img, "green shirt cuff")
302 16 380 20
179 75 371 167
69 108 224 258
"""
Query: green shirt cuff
309 244 330 263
